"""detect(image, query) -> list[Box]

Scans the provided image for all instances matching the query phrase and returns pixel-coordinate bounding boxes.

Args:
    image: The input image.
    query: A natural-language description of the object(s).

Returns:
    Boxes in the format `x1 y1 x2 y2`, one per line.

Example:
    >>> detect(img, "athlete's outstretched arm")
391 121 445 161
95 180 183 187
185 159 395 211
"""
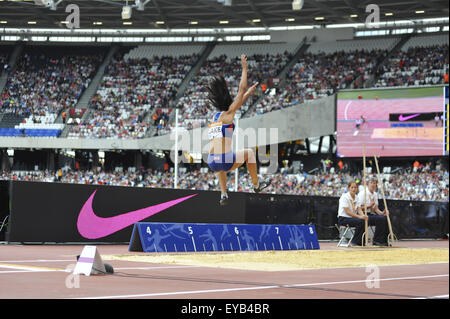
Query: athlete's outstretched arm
243 82 259 104
228 54 248 113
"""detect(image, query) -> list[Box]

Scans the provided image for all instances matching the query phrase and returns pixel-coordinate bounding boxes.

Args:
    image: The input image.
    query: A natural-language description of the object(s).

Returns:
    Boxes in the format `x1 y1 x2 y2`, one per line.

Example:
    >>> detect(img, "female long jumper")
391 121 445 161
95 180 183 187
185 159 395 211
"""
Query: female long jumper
206 54 270 206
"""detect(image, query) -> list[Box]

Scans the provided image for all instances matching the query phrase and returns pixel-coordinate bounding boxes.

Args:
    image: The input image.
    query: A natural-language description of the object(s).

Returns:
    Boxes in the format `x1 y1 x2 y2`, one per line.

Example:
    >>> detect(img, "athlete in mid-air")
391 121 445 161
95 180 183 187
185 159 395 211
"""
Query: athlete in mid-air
206 54 271 206
354 115 367 136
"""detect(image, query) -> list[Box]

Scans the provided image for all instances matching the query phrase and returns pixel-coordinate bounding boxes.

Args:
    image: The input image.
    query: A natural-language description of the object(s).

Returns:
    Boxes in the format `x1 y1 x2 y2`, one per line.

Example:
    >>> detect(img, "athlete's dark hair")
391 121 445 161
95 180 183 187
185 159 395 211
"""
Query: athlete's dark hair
206 75 233 112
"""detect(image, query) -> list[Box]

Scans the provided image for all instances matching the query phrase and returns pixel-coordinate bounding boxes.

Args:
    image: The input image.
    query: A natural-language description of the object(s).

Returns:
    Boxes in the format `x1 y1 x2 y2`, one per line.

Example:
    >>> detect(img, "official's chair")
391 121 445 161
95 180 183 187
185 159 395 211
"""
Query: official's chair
336 224 354 247
336 224 376 247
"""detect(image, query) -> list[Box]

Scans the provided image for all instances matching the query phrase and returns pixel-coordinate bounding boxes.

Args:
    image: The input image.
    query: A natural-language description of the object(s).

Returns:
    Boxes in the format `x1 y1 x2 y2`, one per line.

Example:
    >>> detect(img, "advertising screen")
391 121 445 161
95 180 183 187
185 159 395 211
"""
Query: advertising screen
336 87 446 157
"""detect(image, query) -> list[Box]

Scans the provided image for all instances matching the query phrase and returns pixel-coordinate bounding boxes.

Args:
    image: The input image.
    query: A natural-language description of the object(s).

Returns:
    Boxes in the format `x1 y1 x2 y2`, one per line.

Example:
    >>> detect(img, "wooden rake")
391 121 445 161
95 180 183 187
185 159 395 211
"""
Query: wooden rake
361 144 369 246
373 152 398 246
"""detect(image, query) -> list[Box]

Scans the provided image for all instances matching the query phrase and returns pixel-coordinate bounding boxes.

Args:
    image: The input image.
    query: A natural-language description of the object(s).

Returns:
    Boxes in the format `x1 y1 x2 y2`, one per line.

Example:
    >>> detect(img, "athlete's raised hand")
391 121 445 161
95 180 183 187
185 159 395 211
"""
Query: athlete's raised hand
246 82 259 95
241 54 248 69
228 54 248 112
243 82 259 103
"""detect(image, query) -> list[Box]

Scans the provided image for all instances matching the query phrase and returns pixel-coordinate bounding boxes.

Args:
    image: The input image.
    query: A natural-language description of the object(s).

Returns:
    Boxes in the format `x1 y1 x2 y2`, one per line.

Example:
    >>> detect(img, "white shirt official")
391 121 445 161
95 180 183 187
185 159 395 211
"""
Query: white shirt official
338 192 358 218
357 186 378 213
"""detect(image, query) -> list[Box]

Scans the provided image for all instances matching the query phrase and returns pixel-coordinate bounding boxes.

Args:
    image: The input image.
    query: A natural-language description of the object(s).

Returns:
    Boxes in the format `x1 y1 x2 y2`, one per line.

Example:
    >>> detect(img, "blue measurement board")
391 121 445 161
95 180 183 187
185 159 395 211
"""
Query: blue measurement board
128 222 320 252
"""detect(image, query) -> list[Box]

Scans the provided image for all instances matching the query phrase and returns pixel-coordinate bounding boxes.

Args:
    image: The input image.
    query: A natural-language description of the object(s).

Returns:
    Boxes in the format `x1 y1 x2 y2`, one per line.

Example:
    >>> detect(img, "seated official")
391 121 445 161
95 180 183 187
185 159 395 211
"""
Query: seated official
357 178 390 246
337 181 368 246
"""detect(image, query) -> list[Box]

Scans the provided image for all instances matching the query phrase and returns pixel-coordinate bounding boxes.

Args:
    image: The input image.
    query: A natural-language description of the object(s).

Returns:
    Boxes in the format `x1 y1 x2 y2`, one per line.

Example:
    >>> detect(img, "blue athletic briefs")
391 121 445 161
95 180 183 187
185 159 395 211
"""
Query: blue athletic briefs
207 112 236 171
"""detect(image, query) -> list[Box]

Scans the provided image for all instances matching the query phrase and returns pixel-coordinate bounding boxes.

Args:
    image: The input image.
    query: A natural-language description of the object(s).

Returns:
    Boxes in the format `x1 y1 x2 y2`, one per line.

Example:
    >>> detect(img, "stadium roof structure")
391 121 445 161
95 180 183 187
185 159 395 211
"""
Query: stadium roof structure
0 0 448 30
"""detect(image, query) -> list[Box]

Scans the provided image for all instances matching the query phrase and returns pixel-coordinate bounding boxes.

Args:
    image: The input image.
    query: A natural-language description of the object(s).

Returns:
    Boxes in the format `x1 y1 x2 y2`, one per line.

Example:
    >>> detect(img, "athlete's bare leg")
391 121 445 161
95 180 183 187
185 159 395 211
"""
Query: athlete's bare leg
217 171 229 206
217 171 228 195
230 148 258 187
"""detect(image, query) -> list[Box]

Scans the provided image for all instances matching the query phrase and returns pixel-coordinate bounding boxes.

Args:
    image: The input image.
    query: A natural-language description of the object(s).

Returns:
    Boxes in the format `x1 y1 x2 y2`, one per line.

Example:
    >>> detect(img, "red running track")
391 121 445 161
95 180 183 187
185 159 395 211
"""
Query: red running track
0 241 447 300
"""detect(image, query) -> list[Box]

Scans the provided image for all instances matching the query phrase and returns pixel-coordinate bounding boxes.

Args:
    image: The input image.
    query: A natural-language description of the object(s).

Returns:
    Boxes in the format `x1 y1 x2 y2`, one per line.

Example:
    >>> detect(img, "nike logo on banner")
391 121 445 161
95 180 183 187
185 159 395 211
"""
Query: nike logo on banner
77 190 198 239
398 114 420 121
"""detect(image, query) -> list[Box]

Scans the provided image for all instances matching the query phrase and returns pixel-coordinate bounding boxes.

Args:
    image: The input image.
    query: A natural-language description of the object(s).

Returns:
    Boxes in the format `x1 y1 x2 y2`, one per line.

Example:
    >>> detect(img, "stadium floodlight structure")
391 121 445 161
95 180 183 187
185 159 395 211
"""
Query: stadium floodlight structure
34 0 63 11
292 0 304 11
135 0 151 11
210 0 232 6
121 0 150 19
122 5 132 19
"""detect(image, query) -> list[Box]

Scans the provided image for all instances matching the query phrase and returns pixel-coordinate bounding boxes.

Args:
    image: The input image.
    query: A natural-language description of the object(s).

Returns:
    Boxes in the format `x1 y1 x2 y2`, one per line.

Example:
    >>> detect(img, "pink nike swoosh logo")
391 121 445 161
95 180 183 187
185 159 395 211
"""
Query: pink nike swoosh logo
77 190 198 239
398 114 420 121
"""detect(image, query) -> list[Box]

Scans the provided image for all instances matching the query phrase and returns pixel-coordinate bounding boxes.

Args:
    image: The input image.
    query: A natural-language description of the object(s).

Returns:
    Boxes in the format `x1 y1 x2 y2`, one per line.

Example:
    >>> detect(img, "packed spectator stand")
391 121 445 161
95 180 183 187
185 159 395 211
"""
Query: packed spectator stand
172 42 297 133
2 162 448 202
0 45 105 137
0 33 449 205
375 34 449 87
1 33 448 139
67 45 201 139
245 37 397 117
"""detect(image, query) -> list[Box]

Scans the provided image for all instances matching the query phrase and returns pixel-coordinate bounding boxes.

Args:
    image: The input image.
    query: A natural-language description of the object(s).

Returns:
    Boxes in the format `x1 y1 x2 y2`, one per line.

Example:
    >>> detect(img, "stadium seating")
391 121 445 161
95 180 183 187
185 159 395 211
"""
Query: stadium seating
401 33 449 51
0 127 61 137
1 165 447 202
1 33 448 139
1 37 448 202
125 44 205 59
306 37 399 54
67 45 202 139
0 45 105 136
375 34 449 87
171 42 297 133
245 45 387 117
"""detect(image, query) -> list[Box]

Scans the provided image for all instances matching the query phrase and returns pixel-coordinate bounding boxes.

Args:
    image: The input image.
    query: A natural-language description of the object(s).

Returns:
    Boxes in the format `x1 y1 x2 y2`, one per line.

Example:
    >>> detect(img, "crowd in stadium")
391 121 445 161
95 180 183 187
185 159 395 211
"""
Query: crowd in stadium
2 163 448 202
245 48 383 117
67 52 199 139
1 37 448 139
0 36 449 204
173 52 293 130
375 44 449 87
1 50 103 119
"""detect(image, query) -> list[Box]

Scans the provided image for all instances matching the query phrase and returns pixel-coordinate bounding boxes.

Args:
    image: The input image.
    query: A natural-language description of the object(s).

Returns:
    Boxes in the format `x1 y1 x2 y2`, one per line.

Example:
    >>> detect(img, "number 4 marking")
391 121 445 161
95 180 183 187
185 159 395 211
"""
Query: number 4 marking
146 226 151 235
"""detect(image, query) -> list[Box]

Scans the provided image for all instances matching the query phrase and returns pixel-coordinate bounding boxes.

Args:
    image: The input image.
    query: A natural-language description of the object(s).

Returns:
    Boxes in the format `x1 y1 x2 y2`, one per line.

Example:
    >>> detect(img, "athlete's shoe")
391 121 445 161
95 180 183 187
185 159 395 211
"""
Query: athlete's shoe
219 193 229 206
253 178 271 193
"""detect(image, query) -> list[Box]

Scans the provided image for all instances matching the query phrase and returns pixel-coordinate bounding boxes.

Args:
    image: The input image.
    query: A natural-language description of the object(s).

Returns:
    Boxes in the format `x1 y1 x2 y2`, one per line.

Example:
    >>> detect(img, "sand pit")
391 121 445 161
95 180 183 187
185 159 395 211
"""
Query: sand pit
103 248 449 271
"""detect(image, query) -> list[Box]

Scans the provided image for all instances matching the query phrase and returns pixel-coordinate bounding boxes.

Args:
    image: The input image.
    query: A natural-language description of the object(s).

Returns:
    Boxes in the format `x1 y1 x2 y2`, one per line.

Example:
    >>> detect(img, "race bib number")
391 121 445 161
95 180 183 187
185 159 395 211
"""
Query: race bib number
208 121 223 140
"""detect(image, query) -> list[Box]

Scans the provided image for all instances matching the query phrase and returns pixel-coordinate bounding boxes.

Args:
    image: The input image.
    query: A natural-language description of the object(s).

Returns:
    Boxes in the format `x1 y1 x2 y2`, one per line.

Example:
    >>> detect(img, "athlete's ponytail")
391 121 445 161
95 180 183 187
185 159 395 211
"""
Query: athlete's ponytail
206 75 233 112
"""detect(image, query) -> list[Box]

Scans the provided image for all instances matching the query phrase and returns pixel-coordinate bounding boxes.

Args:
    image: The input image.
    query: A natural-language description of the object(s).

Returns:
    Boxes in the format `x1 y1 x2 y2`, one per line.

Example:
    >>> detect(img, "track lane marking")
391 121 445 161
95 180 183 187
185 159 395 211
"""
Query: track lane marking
75 274 449 299
344 101 352 120
0 263 202 274
0 263 64 272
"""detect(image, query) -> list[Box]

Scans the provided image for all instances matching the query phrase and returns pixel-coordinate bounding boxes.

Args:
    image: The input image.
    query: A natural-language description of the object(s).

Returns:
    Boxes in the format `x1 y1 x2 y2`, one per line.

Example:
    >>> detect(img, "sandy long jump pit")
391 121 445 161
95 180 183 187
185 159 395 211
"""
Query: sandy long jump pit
103 247 449 272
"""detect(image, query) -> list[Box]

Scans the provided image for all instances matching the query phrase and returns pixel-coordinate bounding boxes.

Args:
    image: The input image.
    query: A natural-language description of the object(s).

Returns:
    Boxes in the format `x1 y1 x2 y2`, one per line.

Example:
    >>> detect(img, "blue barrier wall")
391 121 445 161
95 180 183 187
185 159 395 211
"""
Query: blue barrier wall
129 222 319 252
